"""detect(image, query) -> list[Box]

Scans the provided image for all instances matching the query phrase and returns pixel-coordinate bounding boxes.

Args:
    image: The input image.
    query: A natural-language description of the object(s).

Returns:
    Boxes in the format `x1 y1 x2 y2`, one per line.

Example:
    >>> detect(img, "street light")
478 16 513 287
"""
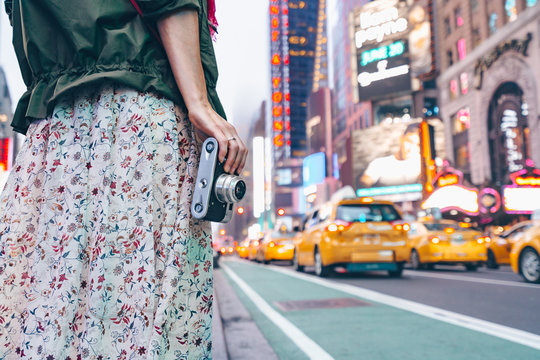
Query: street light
237 207 245 215
219 229 226 236
277 208 285 216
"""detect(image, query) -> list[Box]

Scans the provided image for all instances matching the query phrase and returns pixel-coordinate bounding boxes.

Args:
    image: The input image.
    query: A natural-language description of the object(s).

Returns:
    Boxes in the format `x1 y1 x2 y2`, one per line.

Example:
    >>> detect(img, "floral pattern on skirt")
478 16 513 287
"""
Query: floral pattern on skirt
0 84 213 359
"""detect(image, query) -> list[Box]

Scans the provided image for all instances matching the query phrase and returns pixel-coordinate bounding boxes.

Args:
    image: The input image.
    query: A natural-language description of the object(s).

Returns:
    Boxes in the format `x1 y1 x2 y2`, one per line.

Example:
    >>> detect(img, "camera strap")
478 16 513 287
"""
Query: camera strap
128 0 163 46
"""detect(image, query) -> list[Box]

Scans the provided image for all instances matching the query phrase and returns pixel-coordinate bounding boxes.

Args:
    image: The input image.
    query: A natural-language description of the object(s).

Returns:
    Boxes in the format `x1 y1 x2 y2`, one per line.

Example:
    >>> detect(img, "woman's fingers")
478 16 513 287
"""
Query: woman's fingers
188 105 248 174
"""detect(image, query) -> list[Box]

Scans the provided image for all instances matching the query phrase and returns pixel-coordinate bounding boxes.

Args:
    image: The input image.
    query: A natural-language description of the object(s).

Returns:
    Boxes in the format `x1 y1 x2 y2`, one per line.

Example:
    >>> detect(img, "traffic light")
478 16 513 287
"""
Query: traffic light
277 208 285 216
237 207 245 215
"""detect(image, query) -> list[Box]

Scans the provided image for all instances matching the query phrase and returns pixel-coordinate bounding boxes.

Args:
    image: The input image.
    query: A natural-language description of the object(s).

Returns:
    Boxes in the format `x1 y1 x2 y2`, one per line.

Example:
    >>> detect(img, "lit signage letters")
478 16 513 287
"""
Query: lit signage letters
515 176 540 186
361 41 405 66
500 109 524 172
355 6 408 49
437 174 459 187
357 60 410 87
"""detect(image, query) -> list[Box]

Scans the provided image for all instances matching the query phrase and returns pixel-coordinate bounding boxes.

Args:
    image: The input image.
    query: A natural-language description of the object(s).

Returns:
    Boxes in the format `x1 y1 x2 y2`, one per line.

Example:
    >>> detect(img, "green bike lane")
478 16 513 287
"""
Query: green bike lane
220 259 540 360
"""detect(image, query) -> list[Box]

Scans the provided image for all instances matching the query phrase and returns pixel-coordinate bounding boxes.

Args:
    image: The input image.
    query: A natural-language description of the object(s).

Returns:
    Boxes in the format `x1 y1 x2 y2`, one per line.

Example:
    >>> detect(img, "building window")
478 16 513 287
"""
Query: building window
454 143 470 172
460 72 469 95
472 28 481 48
505 0 518 22
489 13 498 34
455 7 464 27
452 108 470 134
450 79 459 100
447 50 454 67
527 0 538 7
471 0 479 11
457 38 467 60
444 17 451 35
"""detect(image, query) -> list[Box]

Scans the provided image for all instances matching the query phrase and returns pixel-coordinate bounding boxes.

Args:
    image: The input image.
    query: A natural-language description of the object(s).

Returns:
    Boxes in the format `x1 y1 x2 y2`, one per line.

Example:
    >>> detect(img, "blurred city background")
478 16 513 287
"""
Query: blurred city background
2 0 540 359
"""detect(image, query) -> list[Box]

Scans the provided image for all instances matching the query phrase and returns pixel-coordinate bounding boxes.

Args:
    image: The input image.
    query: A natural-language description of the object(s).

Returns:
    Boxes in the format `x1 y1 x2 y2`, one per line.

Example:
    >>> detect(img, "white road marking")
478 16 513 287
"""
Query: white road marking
263 264 540 351
404 270 540 289
221 262 335 360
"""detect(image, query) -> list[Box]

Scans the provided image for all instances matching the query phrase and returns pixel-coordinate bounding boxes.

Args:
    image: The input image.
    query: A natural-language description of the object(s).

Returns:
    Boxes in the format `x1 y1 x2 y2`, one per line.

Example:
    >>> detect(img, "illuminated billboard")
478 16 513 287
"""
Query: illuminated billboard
303 152 326 187
352 119 445 193
352 0 432 101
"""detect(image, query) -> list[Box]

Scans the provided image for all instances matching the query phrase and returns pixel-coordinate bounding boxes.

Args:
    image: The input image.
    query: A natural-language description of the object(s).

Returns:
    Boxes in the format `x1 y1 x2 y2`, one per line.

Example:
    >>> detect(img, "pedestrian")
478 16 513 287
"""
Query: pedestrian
0 0 247 358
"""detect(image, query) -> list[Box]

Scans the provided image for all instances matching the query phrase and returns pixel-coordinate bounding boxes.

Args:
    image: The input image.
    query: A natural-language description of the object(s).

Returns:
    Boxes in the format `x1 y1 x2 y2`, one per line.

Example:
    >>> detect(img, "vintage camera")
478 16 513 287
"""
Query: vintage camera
191 137 246 223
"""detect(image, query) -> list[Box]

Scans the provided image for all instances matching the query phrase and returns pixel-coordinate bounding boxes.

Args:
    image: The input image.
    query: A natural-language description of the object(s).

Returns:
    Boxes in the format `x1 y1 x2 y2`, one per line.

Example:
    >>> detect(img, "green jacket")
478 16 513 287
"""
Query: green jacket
4 0 225 134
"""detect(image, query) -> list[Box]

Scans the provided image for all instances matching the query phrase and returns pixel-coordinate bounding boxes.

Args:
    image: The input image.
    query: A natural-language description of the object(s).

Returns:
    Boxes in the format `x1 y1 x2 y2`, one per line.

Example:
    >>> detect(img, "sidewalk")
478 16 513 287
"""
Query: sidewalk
213 265 278 360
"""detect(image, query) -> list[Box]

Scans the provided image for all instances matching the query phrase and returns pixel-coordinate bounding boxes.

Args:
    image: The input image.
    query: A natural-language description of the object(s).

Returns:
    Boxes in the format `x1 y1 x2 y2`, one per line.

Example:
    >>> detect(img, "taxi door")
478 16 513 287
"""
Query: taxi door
298 209 320 266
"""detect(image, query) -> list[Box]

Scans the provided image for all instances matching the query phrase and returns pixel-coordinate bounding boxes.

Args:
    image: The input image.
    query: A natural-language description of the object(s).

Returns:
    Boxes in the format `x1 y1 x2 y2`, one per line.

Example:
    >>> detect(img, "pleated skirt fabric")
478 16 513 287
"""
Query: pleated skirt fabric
0 84 213 359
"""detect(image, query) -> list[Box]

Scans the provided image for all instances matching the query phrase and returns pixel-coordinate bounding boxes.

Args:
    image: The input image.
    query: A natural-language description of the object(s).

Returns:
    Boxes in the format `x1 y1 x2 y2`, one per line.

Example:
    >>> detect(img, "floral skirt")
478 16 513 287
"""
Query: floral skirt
0 84 213 359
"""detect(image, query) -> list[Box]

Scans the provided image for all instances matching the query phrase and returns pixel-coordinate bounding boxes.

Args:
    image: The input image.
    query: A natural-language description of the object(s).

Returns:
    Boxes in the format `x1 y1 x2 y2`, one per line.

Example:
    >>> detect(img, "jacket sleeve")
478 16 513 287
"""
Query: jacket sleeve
4 0 12 25
135 0 200 23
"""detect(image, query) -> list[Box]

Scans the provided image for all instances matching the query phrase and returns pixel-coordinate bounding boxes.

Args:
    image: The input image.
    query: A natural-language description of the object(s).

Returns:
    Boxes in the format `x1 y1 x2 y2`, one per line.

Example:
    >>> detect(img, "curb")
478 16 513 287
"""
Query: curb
214 266 279 360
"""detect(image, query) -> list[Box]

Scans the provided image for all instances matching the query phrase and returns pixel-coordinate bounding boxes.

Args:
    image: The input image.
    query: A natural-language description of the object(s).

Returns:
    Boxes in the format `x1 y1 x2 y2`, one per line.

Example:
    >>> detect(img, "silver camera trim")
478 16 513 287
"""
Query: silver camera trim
192 138 219 220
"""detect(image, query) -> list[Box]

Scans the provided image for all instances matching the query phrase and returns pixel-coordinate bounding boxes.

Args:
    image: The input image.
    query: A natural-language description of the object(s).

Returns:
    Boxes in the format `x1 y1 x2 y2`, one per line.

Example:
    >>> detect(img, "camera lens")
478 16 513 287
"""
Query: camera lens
215 174 246 203
234 180 246 200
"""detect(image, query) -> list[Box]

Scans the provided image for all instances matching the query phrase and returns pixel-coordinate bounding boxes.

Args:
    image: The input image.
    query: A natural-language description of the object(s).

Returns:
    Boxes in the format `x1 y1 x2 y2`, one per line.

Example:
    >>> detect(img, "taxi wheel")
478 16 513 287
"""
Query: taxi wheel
520 248 540 283
314 248 330 277
410 249 423 270
388 263 404 278
486 250 499 269
293 250 304 272
465 264 478 271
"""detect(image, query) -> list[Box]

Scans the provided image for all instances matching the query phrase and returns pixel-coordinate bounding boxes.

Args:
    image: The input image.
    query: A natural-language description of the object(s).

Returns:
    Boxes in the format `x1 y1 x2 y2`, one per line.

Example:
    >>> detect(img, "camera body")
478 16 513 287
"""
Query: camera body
192 137 246 223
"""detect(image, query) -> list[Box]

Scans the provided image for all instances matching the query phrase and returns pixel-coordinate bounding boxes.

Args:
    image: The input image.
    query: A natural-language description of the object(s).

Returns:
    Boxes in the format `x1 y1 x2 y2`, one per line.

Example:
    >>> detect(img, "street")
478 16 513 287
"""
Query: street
215 257 540 360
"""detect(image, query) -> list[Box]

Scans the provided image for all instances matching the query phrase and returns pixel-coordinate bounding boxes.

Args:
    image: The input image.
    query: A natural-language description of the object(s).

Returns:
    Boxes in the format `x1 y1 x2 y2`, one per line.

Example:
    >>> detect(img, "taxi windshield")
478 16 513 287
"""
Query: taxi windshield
336 204 401 222
423 222 476 231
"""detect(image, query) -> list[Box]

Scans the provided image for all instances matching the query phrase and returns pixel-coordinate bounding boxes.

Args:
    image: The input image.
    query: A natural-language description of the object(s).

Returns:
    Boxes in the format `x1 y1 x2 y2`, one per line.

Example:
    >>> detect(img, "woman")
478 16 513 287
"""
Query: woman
0 0 247 358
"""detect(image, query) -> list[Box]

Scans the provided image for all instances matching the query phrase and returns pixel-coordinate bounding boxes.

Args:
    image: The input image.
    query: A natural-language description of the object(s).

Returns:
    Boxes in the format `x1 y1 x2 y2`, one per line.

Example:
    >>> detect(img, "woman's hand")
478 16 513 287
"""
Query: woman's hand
157 9 248 175
188 102 247 175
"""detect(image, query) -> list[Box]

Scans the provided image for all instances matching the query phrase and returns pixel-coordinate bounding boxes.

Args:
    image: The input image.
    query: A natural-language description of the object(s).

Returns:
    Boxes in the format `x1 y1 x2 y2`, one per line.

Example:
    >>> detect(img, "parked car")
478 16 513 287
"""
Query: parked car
486 221 534 269
255 230 295 264
407 220 488 271
236 239 251 259
510 222 540 283
247 238 263 261
293 197 409 277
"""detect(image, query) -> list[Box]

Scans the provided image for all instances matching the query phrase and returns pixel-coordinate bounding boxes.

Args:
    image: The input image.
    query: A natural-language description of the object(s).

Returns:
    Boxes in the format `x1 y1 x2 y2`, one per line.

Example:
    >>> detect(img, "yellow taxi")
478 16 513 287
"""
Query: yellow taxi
407 220 488 271
486 221 534 269
510 222 540 283
236 239 251 259
247 238 262 261
255 230 295 264
293 197 409 277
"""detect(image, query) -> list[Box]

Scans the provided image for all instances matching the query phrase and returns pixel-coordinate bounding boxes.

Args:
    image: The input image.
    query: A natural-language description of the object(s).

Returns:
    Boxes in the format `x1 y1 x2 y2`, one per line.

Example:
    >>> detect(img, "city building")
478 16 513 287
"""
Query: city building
332 0 442 214
268 0 330 225
269 0 324 161
436 0 540 221
330 0 372 187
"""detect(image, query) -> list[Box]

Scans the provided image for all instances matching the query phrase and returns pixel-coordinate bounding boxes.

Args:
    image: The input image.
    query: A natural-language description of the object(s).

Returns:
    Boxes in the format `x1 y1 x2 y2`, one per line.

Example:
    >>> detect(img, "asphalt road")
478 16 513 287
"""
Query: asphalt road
271 262 540 335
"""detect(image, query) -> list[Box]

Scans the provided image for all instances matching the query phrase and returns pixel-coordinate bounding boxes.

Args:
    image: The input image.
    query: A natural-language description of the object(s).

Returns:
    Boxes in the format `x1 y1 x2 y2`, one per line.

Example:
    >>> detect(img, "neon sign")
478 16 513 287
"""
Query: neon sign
502 164 540 214
357 60 409 87
360 41 405 66
515 176 540 186
422 185 479 215
355 6 408 49
437 174 459 187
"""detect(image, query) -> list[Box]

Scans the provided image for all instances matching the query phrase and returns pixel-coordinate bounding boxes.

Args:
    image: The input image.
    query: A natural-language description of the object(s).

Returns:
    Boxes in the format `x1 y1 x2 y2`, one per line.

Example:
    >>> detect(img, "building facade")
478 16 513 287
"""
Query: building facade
437 0 540 187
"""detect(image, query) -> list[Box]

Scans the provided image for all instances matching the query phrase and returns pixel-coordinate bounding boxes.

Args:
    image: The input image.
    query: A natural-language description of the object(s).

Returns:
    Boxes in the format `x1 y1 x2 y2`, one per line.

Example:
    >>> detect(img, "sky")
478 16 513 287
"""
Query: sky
0 1 271 140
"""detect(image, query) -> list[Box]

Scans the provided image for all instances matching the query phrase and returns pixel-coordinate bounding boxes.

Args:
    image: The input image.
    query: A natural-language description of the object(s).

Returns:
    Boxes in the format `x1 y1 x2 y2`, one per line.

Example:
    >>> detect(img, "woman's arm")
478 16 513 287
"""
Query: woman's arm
157 10 247 175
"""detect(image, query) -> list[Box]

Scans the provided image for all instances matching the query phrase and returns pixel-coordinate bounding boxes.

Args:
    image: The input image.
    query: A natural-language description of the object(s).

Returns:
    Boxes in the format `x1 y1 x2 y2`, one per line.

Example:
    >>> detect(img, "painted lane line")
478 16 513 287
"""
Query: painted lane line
260 264 540 351
404 270 540 289
221 262 335 360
